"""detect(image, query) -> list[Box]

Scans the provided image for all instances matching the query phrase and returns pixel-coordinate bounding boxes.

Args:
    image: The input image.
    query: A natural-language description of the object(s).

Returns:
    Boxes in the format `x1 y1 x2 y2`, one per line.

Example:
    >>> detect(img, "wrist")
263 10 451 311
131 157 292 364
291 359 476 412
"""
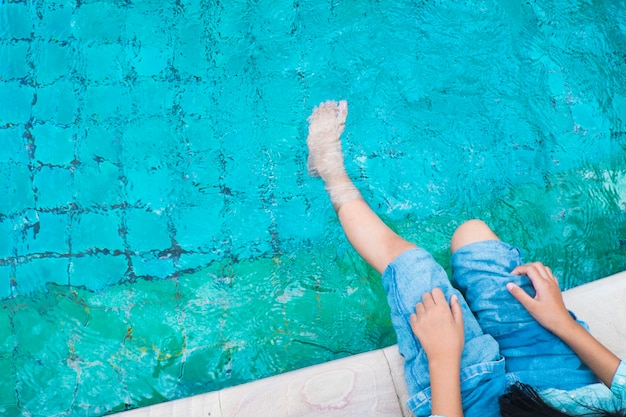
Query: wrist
427 353 462 372
547 314 579 339
429 356 463 417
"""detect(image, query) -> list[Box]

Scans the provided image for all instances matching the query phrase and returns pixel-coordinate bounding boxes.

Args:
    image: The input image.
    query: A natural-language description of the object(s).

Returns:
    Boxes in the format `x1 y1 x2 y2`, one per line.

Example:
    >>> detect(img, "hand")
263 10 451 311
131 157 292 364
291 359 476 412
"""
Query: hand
410 288 464 362
508 263 621 387
506 262 575 334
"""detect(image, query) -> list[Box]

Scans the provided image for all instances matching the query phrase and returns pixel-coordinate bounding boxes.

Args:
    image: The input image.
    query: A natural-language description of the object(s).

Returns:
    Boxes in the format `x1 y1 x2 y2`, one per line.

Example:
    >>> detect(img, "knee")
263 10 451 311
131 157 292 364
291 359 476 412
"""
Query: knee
450 219 499 253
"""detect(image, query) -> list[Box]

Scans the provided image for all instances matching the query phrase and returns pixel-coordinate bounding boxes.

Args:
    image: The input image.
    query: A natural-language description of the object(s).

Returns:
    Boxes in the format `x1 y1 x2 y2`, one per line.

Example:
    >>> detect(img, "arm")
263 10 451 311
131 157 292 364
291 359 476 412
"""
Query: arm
410 288 465 417
507 263 621 388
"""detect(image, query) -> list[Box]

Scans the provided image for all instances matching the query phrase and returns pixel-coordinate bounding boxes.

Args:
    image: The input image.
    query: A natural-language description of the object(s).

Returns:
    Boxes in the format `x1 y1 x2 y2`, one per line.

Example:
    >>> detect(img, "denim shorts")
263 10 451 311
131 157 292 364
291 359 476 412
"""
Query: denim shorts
382 240 598 417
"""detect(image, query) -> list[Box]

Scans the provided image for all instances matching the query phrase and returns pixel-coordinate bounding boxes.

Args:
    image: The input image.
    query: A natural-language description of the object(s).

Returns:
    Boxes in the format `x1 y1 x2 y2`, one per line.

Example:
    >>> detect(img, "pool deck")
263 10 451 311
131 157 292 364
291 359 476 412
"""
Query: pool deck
116 271 626 417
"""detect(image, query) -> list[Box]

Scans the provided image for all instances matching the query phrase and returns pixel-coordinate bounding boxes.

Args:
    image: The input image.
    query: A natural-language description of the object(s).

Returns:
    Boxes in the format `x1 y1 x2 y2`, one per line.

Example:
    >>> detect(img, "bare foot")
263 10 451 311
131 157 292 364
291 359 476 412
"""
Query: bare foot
306 100 349 182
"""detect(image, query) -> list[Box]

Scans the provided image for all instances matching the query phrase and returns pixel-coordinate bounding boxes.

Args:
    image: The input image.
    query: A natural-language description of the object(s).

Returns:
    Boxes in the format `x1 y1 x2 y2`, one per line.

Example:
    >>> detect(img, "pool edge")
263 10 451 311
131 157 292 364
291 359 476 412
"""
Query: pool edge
114 270 626 417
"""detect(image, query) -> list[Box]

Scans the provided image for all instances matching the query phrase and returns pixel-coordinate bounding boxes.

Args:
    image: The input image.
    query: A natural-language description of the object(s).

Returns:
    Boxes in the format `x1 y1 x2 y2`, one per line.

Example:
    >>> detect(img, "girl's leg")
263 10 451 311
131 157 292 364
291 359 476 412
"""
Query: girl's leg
306 100 416 273
450 219 597 390
307 102 505 416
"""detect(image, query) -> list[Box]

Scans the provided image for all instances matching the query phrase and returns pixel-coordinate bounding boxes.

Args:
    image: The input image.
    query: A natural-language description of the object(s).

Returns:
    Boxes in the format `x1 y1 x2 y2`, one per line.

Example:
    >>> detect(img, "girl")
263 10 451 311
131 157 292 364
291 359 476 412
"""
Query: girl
305 100 625 417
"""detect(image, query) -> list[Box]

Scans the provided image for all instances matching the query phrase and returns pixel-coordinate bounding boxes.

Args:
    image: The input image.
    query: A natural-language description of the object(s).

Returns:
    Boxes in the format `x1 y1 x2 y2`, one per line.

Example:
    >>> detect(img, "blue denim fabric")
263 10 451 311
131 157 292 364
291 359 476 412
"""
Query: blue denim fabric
451 240 598 391
382 240 600 417
382 248 506 417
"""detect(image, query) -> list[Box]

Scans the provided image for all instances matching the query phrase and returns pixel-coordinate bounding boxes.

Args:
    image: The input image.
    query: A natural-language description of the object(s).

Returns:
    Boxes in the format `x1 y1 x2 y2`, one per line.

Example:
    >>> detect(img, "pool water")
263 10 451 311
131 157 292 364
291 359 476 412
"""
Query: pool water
1 0 626 415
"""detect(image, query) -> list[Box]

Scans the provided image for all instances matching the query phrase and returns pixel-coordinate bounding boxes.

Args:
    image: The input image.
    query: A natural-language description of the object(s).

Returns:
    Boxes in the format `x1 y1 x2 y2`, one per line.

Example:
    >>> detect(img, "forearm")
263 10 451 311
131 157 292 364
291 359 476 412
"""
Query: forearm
428 358 464 417
552 318 621 387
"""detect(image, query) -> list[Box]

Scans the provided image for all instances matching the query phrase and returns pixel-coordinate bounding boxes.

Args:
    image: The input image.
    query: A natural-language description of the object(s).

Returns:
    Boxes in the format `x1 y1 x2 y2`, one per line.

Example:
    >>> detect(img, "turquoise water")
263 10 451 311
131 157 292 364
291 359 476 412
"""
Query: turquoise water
1 0 626 415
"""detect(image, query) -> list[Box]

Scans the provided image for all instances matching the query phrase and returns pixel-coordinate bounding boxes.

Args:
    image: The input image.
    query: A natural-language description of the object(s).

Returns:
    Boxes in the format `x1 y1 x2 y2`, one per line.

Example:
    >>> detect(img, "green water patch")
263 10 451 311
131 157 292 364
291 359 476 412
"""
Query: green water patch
0 244 395 415
383 152 626 289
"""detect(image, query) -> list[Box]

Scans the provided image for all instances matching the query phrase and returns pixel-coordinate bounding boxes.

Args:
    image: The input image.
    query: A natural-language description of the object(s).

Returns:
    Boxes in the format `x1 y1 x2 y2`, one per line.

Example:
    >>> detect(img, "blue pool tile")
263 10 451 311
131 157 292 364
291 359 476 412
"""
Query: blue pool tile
132 44 170 77
182 119 222 154
0 219 14 259
174 205 223 252
69 253 127 290
32 80 77 125
40 4 75 40
176 251 218 271
121 119 177 167
20 211 69 256
0 162 34 215
571 102 598 133
14 257 69 294
83 84 128 122
124 4 170 48
78 122 120 164
130 80 176 117
70 210 123 254
275 196 323 242
179 84 213 118
0 2 32 40
131 253 175 279
125 208 171 252
0 42 30 80
12 209 35 255
33 166 74 209
123 166 174 208
73 163 123 208
34 41 70 84
0 82 34 124
175 35 207 78
0 265 12 299
32 123 75 166
72 2 124 44
129 78 175 119
0 127 28 164
259 76 304 121
82 43 124 82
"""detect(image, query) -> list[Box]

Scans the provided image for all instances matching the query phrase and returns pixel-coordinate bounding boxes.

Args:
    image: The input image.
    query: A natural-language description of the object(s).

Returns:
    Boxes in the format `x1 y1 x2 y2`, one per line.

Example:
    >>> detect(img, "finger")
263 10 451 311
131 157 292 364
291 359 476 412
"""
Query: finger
545 266 559 283
450 294 464 327
415 302 425 315
511 264 549 289
506 282 535 310
512 263 546 278
421 291 435 307
533 262 553 280
523 263 549 280
431 288 446 304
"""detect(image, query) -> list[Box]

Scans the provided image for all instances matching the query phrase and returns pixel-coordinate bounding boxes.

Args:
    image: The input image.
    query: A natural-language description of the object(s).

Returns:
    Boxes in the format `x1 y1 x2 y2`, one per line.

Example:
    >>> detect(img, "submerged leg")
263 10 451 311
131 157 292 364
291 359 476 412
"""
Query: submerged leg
306 100 415 273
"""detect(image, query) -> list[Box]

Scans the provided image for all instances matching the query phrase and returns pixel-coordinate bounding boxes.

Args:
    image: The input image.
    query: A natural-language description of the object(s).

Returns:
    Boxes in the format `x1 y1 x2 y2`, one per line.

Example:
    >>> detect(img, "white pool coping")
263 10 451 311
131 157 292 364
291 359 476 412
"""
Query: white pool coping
115 271 626 417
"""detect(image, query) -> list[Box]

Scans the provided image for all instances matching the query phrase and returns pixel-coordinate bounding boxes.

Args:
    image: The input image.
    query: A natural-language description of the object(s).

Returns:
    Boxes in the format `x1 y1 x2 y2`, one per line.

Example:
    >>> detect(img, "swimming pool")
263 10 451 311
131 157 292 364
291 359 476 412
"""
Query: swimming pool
1 0 625 415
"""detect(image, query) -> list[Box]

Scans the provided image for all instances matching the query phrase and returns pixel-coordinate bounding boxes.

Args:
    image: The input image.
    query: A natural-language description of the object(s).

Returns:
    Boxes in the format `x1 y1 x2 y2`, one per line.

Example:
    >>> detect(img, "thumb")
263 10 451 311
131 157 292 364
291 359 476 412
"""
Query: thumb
506 282 534 309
